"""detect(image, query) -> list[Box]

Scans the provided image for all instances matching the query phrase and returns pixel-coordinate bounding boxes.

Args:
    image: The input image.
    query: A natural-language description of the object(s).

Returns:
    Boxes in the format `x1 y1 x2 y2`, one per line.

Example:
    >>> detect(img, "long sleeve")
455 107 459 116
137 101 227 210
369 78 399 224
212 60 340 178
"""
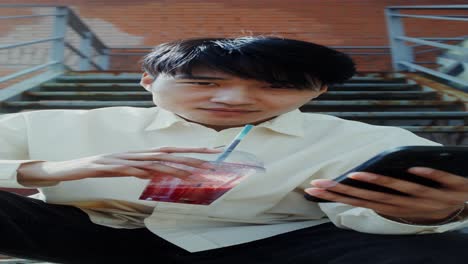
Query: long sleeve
0 112 41 188
319 202 468 234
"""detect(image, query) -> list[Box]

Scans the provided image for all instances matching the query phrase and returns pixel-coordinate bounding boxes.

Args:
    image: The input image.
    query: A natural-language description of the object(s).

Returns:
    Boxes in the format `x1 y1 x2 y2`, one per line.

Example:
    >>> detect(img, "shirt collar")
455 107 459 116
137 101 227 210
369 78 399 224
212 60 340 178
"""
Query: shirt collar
144 107 189 131
144 108 304 137
255 109 304 137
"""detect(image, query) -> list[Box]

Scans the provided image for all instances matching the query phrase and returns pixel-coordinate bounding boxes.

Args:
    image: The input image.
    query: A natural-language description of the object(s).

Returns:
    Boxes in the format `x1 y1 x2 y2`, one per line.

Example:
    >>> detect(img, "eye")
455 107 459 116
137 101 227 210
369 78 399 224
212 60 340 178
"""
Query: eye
265 83 295 89
185 82 218 86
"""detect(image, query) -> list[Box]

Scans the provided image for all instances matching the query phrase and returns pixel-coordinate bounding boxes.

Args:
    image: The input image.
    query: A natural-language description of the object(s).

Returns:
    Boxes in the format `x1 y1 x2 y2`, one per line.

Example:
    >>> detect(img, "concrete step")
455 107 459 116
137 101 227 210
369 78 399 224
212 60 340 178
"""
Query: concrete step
40 82 421 92
301 100 463 112
330 83 420 90
24 91 439 101
55 74 141 83
398 126 468 133
327 111 468 120
345 76 407 83
4 100 462 112
41 83 142 91
55 73 407 84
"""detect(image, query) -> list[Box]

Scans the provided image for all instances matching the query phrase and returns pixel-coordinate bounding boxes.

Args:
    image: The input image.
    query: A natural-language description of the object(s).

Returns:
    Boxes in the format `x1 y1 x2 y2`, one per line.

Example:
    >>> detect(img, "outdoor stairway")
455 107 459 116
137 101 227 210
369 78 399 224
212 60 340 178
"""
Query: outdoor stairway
1 72 467 145
1 71 468 262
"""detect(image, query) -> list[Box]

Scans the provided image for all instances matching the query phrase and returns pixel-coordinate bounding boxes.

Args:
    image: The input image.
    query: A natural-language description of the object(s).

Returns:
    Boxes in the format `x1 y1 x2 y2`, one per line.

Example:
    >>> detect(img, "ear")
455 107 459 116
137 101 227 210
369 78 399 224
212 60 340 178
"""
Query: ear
319 85 328 93
310 85 328 100
140 72 155 92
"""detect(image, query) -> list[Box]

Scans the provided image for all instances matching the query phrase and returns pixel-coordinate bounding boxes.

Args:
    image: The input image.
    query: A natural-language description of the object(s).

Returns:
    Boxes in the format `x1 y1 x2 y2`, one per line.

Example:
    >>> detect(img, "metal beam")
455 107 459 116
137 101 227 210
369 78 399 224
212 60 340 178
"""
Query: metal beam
49 7 68 72
65 42 87 58
398 61 468 88
419 37 467 41
387 5 468 10
0 14 59 19
395 36 468 52
385 8 414 71
0 71 63 102
66 9 107 52
0 37 63 50
390 14 468 22
0 61 60 83
414 48 442 54
89 60 104 71
0 4 67 7
79 32 93 70
97 49 110 70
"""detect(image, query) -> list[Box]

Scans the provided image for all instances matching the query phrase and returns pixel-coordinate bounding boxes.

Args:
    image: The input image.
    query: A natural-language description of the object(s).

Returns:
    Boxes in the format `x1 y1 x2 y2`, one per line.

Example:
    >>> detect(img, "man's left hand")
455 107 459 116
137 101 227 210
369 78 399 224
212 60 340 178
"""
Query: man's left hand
305 167 468 225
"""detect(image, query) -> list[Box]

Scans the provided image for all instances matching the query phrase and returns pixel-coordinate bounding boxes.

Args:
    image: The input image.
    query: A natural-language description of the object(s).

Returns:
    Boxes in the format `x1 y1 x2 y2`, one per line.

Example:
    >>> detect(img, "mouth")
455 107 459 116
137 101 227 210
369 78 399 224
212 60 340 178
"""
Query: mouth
199 108 259 113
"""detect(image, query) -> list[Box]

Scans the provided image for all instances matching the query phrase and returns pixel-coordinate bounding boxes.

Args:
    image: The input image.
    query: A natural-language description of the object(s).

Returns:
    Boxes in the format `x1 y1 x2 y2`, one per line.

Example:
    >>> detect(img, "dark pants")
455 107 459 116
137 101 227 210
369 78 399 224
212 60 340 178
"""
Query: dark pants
0 190 467 264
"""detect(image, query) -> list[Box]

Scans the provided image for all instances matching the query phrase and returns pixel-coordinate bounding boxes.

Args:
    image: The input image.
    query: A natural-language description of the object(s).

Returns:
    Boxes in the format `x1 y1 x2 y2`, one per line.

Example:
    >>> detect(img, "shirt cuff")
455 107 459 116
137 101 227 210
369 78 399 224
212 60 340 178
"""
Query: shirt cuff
0 160 45 188
319 202 468 234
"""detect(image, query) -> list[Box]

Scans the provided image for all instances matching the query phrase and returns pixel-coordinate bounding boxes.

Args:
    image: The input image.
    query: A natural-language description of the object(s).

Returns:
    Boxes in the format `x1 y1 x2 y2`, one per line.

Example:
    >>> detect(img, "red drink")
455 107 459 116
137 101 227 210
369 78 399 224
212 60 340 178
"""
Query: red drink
139 185 233 205
139 161 262 205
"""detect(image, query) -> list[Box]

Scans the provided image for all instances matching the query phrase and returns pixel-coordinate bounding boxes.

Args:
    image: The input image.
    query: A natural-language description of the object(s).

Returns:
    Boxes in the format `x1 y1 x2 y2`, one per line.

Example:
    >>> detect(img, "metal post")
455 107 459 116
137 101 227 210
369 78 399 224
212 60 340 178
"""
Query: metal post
79 32 92 70
385 8 414 71
98 48 110 70
49 6 68 72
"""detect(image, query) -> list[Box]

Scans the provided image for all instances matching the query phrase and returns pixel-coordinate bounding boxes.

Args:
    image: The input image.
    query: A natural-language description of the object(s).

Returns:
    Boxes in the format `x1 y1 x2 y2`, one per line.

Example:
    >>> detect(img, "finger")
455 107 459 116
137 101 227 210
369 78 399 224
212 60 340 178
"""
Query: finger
310 179 409 205
304 187 462 219
347 172 468 206
304 187 399 213
310 179 459 213
102 160 193 178
407 167 468 189
112 153 216 170
347 172 443 198
98 164 155 179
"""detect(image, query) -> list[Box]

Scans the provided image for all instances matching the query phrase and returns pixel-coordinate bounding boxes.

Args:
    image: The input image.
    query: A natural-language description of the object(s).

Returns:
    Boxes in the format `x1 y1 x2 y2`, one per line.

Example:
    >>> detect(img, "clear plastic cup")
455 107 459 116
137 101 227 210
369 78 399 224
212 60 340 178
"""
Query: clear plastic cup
139 150 265 205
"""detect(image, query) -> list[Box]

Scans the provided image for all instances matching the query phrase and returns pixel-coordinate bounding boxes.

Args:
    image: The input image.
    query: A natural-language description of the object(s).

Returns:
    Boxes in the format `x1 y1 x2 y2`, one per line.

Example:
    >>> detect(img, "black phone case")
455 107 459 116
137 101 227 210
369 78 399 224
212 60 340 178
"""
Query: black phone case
305 146 468 203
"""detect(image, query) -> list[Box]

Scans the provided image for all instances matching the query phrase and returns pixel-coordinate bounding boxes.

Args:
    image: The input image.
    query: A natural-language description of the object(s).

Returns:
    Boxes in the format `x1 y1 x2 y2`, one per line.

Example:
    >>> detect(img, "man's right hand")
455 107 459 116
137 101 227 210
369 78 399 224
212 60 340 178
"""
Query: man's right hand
16 147 222 186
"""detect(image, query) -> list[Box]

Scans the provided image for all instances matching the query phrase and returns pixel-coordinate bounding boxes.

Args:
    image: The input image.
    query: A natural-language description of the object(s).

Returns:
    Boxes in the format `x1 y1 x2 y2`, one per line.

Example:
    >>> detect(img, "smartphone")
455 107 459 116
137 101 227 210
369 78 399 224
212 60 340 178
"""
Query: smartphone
304 146 468 203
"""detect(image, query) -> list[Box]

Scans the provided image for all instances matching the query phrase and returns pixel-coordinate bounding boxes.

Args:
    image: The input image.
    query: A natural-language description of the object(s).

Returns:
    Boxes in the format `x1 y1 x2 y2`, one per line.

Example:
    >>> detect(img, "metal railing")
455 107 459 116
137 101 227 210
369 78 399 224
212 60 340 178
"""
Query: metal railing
4 4 467 89
0 4 395 87
0 4 109 84
385 5 468 90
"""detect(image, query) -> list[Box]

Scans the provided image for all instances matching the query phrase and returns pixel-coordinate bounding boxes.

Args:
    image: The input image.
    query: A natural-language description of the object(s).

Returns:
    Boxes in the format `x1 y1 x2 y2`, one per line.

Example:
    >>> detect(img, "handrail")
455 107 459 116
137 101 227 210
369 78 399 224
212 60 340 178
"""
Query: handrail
390 14 468 22
7 4 466 90
398 61 468 87
0 5 110 86
386 5 468 9
0 37 63 50
395 36 468 53
0 14 58 19
0 61 60 83
0 4 67 8
385 5 468 90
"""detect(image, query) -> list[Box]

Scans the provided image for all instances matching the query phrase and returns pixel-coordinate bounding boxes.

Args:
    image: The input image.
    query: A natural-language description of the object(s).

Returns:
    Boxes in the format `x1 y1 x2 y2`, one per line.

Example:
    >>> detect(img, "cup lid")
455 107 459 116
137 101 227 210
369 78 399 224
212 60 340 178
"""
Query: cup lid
174 150 265 170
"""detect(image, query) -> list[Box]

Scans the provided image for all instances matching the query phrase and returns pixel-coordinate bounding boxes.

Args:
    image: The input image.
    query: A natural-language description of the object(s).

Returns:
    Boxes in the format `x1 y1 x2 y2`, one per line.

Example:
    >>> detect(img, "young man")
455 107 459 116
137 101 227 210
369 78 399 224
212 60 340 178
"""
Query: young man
0 36 467 264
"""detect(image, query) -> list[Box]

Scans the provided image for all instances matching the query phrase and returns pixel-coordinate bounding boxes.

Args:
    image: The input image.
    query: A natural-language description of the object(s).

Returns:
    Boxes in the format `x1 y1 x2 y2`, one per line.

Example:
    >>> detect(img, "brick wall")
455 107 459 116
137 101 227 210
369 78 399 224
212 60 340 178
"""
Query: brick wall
1 0 467 74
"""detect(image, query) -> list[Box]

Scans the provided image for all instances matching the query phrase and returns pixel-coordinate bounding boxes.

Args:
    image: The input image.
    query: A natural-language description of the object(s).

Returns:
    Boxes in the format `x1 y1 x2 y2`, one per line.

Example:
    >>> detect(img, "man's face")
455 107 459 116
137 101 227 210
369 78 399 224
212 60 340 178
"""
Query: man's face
140 68 327 131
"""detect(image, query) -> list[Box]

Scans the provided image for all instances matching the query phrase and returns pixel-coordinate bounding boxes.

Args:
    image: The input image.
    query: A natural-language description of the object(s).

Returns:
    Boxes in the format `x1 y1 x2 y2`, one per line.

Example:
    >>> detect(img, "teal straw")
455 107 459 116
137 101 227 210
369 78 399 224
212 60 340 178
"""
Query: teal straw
215 124 254 163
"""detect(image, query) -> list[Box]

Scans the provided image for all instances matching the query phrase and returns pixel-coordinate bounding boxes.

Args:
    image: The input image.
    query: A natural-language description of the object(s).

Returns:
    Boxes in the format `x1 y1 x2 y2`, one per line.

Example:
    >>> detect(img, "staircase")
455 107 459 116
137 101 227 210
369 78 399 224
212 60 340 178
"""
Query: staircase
0 72 467 261
1 71 467 145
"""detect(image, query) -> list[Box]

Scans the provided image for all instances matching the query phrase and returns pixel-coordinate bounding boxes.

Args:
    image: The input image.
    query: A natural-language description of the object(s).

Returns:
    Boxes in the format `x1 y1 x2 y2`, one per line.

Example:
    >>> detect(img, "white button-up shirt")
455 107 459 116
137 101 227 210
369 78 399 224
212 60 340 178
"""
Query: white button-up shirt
1 107 467 252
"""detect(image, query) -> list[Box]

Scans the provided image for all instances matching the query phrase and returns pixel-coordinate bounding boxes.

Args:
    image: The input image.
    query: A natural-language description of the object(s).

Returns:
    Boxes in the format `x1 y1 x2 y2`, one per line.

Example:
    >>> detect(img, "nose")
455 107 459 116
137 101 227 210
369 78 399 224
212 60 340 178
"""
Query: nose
209 86 256 105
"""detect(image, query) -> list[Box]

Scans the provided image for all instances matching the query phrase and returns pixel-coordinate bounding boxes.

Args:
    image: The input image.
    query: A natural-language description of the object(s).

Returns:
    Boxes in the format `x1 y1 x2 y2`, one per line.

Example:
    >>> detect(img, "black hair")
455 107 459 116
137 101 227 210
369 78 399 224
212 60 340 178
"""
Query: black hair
142 36 356 90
